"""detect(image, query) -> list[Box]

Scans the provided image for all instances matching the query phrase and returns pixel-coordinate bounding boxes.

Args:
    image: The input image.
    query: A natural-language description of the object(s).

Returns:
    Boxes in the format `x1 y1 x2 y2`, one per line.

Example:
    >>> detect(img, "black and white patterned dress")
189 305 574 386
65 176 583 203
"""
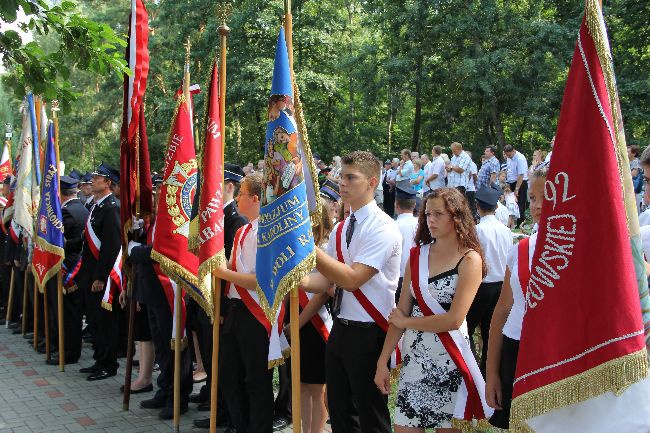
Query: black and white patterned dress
395 262 470 428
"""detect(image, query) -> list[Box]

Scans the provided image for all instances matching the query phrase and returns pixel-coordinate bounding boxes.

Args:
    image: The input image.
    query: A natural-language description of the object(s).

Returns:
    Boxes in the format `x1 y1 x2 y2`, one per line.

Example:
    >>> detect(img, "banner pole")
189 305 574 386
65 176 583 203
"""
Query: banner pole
43 281 50 360
52 100 65 372
33 270 38 350
283 1 302 432
209 6 231 431
5 268 15 328
21 268 27 335
173 41 192 433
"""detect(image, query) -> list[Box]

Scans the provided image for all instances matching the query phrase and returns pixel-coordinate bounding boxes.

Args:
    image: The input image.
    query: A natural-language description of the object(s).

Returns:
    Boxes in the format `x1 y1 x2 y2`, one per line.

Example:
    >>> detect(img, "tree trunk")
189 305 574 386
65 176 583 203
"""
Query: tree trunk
235 114 242 164
490 101 506 149
411 56 423 153
387 84 395 155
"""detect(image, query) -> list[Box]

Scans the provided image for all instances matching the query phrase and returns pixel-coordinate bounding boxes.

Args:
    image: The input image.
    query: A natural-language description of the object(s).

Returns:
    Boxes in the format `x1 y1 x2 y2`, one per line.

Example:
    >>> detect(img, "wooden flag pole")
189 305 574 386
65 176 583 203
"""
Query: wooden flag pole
5 268 15 328
43 277 50 360
21 269 28 335
284 1 302 432
33 270 38 350
209 5 232 432
172 39 192 433
52 100 65 371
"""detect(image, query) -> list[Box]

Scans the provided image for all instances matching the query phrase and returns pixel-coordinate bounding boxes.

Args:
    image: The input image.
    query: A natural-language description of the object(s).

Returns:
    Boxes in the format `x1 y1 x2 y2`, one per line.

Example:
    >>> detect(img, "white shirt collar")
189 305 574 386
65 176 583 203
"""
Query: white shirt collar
224 199 234 208
351 199 378 225
95 192 111 205
479 214 497 223
62 197 76 207
396 212 415 220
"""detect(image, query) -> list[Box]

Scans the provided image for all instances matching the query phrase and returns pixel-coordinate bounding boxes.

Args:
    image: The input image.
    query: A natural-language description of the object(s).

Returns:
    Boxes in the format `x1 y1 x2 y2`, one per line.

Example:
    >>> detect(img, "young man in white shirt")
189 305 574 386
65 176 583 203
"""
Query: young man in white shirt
467 186 513 374
423 145 446 196
302 151 402 433
394 185 418 302
212 173 275 433
504 144 528 227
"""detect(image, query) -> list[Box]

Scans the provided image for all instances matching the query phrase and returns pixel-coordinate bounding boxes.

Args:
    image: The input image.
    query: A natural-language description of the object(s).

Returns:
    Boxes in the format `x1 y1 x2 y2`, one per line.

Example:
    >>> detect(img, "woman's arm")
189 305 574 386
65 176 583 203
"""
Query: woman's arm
298 292 329 328
391 251 482 333
212 264 257 291
375 262 413 394
485 267 514 409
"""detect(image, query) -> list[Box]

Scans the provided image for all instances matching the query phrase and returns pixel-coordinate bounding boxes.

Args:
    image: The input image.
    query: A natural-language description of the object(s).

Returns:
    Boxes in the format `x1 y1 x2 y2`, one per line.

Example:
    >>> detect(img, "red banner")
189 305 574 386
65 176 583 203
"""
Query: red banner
197 60 225 280
0 143 12 182
120 0 152 248
151 95 210 315
510 9 648 429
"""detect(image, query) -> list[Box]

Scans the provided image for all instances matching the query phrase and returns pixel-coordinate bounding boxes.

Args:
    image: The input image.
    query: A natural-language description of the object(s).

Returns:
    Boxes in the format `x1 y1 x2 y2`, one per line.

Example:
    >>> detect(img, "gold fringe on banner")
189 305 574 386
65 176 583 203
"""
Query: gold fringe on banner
31 237 64 293
101 300 113 312
170 336 188 351
292 79 322 229
509 349 648 433
255 249 316 325
150 251 213 320
197 249 226 282
451 418 492 433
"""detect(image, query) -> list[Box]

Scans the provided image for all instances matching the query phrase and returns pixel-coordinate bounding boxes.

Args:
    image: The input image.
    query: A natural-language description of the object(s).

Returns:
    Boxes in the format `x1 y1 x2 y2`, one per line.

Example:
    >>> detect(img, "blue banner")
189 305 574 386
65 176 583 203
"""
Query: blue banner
26 92 40 185
31 122 64 289
256 28 316 321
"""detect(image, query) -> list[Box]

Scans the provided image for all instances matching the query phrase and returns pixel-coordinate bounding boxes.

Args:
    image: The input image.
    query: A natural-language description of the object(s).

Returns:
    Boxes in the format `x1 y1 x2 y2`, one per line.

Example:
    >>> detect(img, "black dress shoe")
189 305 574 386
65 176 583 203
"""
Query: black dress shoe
272 416 291 431
46 357 77 366
189 393 207 404
8 321 20 329
193 418 234 430
79 364 100 374
158 405 187 420
87 370 116 381
119 383 153 394
23 332 34 340
140 396 166 409
197 402 210 412
12 327 23 334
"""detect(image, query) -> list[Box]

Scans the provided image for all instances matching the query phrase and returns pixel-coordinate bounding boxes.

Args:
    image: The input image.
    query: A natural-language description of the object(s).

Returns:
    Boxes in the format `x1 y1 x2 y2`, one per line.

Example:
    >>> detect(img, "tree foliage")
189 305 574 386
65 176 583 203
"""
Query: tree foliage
1 0 648 172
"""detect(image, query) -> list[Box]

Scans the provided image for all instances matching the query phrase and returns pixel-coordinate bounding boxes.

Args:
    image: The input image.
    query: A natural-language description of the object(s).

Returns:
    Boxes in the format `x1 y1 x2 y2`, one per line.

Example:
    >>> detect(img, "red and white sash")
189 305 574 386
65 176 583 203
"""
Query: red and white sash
149 223 187 345
9 219 20 243
84 205 101 260
409 244 493 425
101 248 124 311
229 223 289 367
298 290 332 342
334 220 402 369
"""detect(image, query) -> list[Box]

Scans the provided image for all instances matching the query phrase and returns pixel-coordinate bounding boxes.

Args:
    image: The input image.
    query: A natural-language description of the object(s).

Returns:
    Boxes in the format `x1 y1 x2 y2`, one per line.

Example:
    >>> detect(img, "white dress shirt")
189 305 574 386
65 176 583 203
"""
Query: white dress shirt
326 200 402 321
503 233 537 340
506 151 529 183
395 212 418 277
476 214 512 283
396 160 414 182
466 160 478 192
423 155 446 193
447 151 471 189
227 218 258 300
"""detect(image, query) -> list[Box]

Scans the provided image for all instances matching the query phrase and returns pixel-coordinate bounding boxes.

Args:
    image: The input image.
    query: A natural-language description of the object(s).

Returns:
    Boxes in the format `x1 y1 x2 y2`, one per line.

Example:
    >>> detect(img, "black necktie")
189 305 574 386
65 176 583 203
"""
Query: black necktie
332 214 356 316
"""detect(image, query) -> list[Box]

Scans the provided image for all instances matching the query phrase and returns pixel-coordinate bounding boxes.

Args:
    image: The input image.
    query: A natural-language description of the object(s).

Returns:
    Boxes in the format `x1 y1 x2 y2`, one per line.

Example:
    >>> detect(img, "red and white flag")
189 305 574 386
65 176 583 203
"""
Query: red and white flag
120 0 152 248
0 143 12 182
510 2 650 431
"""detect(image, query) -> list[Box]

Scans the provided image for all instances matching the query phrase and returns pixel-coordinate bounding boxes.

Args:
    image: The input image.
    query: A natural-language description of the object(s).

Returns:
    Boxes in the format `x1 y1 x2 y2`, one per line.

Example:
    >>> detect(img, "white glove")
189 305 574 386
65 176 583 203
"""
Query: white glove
132 218 144 230
127 240 141 256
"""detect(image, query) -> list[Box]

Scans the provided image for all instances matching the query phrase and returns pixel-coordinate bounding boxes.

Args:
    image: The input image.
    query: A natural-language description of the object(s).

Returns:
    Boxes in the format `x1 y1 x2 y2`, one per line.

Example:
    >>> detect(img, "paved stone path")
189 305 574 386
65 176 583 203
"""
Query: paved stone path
0 326 305 433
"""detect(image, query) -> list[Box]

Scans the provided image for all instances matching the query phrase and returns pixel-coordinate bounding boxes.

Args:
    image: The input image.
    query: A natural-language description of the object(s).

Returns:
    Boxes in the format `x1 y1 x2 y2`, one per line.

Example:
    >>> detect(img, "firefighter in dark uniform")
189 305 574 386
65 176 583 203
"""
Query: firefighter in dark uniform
77 162 122 380
193 163 248 430
45 175 89 365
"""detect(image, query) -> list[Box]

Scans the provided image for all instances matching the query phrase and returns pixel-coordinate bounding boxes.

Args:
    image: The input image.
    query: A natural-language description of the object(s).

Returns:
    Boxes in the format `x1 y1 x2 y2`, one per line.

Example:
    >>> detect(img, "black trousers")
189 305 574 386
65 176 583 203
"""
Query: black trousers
383 188 395 218
509 181 528 227
48 281 83 363
467 281 503 375
6 267 23 323
326 320 390 433
220 299 274 433
148 300 193 407
466 190 479 222
83 288 118 372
